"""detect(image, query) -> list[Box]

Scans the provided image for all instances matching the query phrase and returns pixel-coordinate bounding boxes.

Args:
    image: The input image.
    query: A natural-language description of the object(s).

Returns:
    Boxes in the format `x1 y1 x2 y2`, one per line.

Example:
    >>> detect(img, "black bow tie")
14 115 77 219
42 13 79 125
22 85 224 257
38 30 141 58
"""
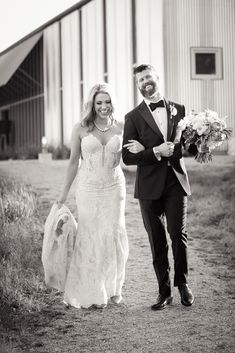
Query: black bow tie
149 100 164 111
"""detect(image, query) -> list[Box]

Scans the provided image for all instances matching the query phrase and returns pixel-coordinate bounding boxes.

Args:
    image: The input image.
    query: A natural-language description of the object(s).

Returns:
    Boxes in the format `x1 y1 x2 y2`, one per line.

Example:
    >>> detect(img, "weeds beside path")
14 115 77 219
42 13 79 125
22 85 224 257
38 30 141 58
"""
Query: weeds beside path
0 156 234 353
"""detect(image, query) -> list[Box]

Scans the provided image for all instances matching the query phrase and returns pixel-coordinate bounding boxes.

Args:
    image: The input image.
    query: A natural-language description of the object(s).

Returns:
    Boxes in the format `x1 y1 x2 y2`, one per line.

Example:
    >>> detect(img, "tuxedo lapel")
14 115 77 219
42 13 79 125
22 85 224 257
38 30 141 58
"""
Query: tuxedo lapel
165 99 174 141
138 101 164 140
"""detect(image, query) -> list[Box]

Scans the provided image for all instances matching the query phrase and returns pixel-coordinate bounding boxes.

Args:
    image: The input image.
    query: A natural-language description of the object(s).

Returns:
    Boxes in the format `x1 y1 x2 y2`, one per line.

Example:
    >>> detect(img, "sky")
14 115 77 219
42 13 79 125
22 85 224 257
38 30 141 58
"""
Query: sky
0 0 80 53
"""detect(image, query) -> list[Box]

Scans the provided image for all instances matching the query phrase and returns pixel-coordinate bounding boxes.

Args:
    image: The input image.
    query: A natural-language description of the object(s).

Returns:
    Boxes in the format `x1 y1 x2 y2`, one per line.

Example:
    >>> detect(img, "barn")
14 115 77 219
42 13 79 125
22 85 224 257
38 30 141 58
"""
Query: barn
0 0 234 156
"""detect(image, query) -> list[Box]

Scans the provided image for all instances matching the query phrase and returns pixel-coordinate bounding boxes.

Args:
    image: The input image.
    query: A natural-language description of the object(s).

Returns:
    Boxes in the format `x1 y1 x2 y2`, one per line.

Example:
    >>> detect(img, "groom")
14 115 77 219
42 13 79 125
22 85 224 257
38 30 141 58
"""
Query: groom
122 64 195 310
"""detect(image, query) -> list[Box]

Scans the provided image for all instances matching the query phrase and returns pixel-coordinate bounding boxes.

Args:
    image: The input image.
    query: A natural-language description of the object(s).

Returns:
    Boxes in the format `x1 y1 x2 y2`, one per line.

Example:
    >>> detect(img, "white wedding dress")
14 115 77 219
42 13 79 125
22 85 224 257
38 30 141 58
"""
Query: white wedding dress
63 133 129 308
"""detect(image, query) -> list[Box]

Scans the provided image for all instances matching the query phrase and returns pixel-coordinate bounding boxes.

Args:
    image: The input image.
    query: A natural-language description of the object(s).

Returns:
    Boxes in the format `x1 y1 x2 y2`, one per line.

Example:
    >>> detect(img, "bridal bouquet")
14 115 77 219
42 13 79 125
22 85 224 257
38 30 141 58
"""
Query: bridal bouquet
176 109 232 163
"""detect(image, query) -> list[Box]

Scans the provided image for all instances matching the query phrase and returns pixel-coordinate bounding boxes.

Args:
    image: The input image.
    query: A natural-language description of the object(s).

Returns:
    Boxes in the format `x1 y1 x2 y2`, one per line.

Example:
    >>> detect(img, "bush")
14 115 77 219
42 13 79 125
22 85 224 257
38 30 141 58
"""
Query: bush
47 144 70 159
0 144 71 160
0 145 41 160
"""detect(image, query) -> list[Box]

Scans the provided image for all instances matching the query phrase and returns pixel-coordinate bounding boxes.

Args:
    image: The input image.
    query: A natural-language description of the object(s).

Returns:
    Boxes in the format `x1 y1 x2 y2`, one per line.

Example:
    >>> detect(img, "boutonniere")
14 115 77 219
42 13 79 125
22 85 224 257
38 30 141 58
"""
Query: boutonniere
169 104 177 118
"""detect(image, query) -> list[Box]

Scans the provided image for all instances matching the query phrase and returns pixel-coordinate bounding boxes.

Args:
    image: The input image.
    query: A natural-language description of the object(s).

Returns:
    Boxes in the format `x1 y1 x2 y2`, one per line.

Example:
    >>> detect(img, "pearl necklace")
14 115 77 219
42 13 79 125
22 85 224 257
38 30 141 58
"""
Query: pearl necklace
94 119 113 133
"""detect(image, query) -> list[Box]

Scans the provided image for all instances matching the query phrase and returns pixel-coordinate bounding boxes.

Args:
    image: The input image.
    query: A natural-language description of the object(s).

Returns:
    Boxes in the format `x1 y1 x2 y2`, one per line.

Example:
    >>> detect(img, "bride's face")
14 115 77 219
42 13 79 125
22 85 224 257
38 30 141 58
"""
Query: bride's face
94 93 112 120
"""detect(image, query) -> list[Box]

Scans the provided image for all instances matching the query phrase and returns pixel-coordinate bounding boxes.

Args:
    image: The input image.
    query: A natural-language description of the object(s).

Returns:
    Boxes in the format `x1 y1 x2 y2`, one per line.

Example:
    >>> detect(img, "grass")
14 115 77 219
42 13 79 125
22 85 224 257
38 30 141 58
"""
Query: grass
0 177 55 318
185 157 235 272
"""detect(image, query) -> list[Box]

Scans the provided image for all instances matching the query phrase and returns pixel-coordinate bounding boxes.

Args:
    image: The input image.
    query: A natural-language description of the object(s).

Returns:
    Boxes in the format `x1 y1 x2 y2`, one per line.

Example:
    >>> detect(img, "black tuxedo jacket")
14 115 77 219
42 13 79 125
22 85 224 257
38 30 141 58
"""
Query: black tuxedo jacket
122 99 192 199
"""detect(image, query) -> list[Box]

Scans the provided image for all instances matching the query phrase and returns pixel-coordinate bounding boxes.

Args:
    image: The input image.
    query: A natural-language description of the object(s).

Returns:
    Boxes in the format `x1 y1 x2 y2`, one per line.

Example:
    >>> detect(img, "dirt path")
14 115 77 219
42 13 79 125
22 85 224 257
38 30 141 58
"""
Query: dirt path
0 159 234 353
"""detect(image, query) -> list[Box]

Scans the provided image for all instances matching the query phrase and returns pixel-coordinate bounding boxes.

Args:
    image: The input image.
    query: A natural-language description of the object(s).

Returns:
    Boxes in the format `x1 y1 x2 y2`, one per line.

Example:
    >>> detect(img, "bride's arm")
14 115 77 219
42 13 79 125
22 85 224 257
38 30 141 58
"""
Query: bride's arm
57 124 82 205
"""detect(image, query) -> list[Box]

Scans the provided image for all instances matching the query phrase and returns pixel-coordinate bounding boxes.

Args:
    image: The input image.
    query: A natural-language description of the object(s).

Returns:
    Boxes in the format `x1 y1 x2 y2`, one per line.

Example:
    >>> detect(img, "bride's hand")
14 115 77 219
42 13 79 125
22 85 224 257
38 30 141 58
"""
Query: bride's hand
123 140 145 154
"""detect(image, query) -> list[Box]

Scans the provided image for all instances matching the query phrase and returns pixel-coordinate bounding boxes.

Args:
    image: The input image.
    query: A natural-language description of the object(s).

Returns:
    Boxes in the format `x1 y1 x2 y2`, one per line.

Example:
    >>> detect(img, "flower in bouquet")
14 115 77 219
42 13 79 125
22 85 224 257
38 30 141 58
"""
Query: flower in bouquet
176 109 232 163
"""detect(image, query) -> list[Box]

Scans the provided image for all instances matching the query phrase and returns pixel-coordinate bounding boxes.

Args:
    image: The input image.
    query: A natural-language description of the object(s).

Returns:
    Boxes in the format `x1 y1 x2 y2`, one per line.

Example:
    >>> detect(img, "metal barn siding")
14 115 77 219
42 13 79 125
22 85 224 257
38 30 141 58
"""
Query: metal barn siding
0 38 44 150
10 96 44 149
0 0 234 152
164 0 235 147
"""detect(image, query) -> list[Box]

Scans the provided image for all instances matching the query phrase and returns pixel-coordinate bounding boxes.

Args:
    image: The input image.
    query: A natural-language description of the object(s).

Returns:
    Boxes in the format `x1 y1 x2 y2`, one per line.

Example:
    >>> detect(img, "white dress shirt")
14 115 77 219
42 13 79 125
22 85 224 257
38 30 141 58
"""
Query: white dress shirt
144 98 168 141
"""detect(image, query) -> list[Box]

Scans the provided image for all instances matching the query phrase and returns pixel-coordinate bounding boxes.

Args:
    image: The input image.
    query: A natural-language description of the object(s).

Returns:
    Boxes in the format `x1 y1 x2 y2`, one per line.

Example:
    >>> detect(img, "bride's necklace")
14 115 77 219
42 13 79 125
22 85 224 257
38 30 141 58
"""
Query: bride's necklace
94 118 113 133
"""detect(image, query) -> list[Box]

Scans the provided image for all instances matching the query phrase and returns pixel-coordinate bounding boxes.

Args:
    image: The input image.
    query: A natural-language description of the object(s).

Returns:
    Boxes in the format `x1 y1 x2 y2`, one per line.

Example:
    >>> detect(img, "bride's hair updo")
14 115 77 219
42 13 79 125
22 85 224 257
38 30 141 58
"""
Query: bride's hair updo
81 83 118 131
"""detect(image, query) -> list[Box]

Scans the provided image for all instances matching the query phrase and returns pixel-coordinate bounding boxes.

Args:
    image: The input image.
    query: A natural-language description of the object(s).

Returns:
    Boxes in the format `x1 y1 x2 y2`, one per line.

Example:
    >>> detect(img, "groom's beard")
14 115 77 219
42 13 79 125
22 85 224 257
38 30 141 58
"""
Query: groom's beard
140 81 157 99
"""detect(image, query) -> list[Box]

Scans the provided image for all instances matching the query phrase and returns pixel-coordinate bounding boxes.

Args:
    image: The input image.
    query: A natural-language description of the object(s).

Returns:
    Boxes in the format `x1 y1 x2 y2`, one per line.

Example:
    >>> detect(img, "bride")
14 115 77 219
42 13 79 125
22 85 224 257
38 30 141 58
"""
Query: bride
56 83 143 309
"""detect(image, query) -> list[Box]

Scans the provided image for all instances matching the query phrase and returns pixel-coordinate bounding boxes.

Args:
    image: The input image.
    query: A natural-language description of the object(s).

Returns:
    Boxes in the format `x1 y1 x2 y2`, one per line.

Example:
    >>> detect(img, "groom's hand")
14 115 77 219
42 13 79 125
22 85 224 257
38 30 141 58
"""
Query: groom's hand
158 142 175 157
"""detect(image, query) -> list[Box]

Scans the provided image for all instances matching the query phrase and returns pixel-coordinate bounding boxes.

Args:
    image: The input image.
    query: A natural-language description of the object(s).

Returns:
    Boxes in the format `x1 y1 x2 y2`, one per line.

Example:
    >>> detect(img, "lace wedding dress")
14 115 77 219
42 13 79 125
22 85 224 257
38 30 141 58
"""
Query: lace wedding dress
63 133 129 308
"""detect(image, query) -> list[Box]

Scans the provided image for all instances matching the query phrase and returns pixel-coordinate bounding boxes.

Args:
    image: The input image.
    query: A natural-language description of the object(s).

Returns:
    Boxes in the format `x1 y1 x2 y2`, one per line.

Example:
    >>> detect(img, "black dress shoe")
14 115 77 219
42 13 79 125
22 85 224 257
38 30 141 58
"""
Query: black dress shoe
151 294 173 311
178 284 194 306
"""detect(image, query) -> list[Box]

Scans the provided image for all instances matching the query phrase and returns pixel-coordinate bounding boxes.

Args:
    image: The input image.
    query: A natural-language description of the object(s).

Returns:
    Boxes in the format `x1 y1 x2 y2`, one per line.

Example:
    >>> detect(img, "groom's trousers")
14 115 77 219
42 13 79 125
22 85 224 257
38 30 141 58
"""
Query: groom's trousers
139 167 188 297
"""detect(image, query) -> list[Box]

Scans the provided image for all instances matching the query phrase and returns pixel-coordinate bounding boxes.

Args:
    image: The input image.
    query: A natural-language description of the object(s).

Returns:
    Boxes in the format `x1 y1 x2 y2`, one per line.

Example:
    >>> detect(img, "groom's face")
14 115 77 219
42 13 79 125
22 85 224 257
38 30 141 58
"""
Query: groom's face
135 69 160 100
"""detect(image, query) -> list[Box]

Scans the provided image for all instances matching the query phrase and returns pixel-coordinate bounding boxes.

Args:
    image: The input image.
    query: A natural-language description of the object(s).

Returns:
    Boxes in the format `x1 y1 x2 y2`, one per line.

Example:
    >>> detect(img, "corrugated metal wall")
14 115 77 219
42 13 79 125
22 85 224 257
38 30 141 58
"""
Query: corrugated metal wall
43 0 135 146
43 23 62 147
0 38 44 149
1 0 234 151
164 0 235 147
10 96 44 149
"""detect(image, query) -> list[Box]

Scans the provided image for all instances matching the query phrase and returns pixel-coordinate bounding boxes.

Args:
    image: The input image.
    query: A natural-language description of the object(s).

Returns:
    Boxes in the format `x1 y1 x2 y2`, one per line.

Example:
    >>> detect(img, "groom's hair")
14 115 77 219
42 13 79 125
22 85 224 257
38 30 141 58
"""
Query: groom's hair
133 64 157 75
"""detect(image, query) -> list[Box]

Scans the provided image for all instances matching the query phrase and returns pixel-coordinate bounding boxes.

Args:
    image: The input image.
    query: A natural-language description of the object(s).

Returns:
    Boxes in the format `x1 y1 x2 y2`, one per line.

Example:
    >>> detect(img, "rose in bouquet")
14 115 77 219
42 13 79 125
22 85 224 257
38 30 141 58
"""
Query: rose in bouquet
175 109 232 163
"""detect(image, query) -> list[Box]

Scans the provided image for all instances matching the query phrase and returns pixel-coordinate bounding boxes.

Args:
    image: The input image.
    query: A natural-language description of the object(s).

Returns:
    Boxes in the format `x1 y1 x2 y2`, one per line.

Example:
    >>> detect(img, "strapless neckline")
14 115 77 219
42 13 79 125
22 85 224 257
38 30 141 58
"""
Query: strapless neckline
82 134 121 147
